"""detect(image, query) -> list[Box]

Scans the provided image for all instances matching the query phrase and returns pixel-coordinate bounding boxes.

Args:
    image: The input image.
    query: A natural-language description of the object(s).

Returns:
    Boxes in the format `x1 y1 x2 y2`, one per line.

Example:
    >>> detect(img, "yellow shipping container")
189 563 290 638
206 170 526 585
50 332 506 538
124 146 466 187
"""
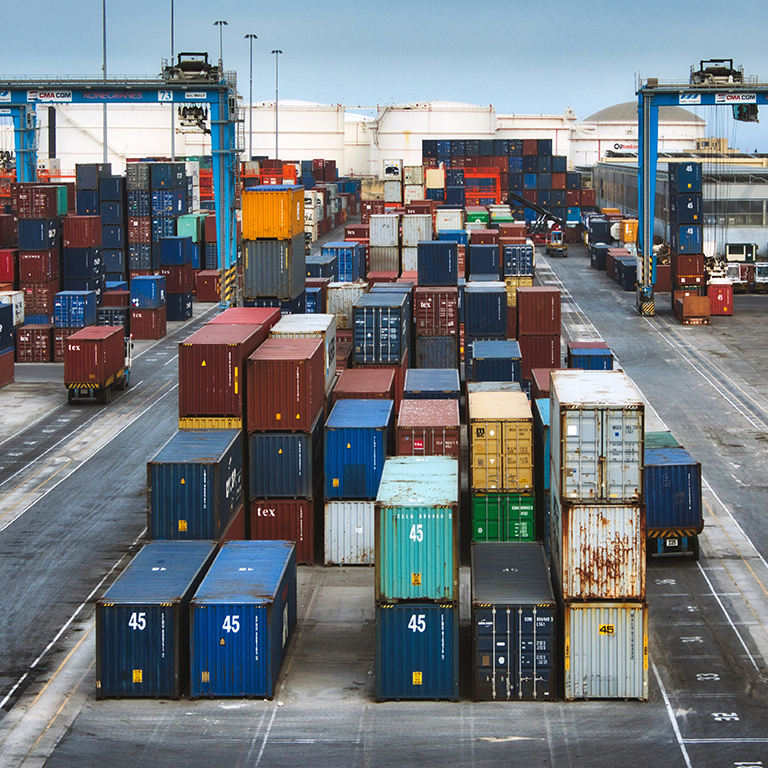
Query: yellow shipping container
242 186 304 240
620 219 638 243
504 276 533 307
179 417 243 430
601 207 621 215
469 391 533 492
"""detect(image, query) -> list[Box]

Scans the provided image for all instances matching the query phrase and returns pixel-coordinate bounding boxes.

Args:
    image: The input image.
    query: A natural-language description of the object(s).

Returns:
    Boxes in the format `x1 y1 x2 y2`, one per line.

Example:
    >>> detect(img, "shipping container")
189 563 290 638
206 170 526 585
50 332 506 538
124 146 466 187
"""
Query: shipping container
516 286 561 336
534 397 551 504
18 249 58 282
324 500 375 566
53 290 96 329
415 335 458 369
0 291 24 328
270 313 336 393
644 447 703 536
62 216 102 248
563 602 649 701
64 325 125 391
242 185 304 240
17 218 59 251
0 347 13 386
470 340 522 383
417 241 458 286
670 224 702 255
471 493 535 542
550 370 644 503
130 307 166 340
375 603 458 701
250 496 319 565
413 286 459 337
333 367 395 403
464 282 507 337
208 307 281 333
402 368 460 401
320 241 365 283
14 323 52 362
369 246 399 273
668 161 702 194
190 541 297 698
130 275 166 309
305 251 338 280
519 334 561 381
434 208 464 232
326 281 368 330
396 399 460 457
471 542 556 700
147 430 244 540
178 324 267 421
247 337 325 432
243 234 305 300
401 214 433 248
325 399 393 499
568 347 614 370
353 293 408 365
95 541 216 699
468 390 533 492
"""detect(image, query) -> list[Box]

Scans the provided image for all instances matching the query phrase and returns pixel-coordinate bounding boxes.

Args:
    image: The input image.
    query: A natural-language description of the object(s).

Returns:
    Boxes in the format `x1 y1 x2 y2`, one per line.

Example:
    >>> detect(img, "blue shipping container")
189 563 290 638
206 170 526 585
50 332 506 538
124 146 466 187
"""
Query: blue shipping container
249 412 324 498
95 541 217 699
534 398 551 494
669 161 702 194
306 252 338 280
537 156 552 174
128 244 154 271
305 286 321 314
128 190 152 217
445 186 465 206
670 193 702 224
321 241 365 283
105 280 128 292
523 173 538 190
468 244 500 278
97 306 130 332
151 162 175 189
190 541 297 698
414 335 458 369
403 368 460 399
614 256 637 291
53 291 97 328
375 603 459 701
503 244 534 277
471 339 522 383
102 225 124 249
569 348 614 370
147 430 244 540
671 224 703 255
99 175 125 202
131 275 166 309
62 247 103 280
590 243 609 270
247 291 306 316
644 447 703 534
552 155 567 173
353 293 408 365
369 283 413 329
152 216 177 243
464 282 507 337
417 241 458 286
437 230 469 247
75 189 99 215
166 292 193 321
100 200 123 225
17 218 60 251
325 399 393 499
103 250 125 273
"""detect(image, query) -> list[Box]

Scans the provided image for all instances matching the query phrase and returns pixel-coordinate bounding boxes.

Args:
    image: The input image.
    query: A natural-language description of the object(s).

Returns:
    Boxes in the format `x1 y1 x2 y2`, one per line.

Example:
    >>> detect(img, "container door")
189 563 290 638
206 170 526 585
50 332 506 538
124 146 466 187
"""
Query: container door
473 607 513 700
471 420 503 490
603 408 643 501
471 495 502 541
518 606 556 700
502 494 536 542
560 409 601 499
502 421 533 492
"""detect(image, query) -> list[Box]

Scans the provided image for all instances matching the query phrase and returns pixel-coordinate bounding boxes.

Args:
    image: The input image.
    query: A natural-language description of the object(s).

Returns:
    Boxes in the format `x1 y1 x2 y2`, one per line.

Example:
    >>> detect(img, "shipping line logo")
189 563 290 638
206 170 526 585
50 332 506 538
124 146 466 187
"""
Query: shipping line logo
716 93 757 103
0 91 11 102
679 94 701 105
27 90 72 103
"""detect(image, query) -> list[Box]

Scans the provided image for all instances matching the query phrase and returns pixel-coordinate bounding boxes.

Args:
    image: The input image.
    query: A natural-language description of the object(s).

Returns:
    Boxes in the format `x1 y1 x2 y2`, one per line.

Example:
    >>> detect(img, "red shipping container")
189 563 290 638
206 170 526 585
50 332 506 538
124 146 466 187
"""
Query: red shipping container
470 229 499 245
523 140 539 156
414 286 459 336
551 173 566 190
499 237 526 249
53 327 79 362
581 189 596 207
396 399 460 457
247 337 325 433
655 264 672 293
0 348 13 387
62 216 102 248
0 248 17 285
565 190 581 207
19 249 59 282
519 334 561 380
345 224 369 240
130 307 167 340
249 496 319 565
352 351 408 412
179 323 267 418
336 329 353 344
218 504 246 544
196 270 220 302
22 279 59 315
15 324 53 363
0 282 12 292
208 307 281 333
64 326 125 387
506 309 517 340
333 368 395 404
398 271 419 285
457 244 466 279
16 185 58 219
204 212 217 243
127 216 152 244
129 270 152 280
530 368 557 401
0 214 17 247
158 263 194 294
497 222 527 239
101 290 129 307
708 281 733 316
517 286 562 336
366 271 398 287
336 339 353 371
522 190 538 205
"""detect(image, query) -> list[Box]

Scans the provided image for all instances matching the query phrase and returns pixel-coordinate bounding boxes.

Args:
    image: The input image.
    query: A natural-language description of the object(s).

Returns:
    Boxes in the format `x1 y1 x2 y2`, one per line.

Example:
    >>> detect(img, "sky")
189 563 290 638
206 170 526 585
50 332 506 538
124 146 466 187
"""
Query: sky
4 0 768 150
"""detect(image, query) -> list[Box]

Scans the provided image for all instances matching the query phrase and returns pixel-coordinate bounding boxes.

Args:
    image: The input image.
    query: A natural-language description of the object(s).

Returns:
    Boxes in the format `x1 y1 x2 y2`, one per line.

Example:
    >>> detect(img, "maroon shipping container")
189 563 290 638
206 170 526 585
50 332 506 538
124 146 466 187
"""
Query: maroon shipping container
304 277 332 312
218 504 246 545
196 270 220 303
333 368 395 404
581 189 596 207
398 272 419 285
396 399 461 457
22 279 59 316
62 216 102 248
530 368 557 401
0 248 18 285
345 224 369 240
53 328 77 363
522 190 538 205
0 348 13 387
102 290 129 307
470 229 499 245
64 326 125 387
178 323 267 418
497 222 527 239
414 286 459 336
551 173 566 190
127 216 152 244
208 307 281 333
519 334 561 381
16 185 59 219
655 264 672 293
523 140 539 156
565 190 580 207
353 351 408 412
249 497 318 565
506 310 517 340
204 213 217 243
19 249 59 282
158 263 194 294
247 337 325 433
0 215 17 247
516 286 561 336
336 339 353 371
366 271 399 287
130 307 166 340
15 324 53 363
671 252 705 284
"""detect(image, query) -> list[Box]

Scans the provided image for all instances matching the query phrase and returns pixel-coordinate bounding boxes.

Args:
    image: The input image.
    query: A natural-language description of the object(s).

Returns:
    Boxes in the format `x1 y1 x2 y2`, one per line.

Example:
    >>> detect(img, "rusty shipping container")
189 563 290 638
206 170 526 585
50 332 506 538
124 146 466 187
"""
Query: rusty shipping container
249 496 319 565
178 324 267 420
64 326 125 387
247 337 325 433
396 399 460 457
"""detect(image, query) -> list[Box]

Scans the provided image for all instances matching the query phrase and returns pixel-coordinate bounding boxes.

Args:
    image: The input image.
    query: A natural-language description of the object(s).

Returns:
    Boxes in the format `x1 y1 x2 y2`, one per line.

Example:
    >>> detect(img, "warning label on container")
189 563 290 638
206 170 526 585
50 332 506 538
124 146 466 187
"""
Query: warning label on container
716 93 757 103
27 90 72 103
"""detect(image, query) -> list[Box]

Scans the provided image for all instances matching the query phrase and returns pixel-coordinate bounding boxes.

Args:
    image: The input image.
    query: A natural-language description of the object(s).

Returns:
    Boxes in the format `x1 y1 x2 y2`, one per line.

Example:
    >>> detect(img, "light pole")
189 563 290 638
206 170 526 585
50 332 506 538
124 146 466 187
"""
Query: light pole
214 20 228 69
245 34 258 162
102 0 108 164
271 50 282 161
170 0 175 160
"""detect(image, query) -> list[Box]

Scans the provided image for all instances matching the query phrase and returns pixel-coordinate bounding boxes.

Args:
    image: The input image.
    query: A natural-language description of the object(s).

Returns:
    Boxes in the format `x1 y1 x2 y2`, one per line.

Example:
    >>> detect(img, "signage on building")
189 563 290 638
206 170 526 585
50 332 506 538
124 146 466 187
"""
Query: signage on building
613 143 638 151
715 93 756 104
679 94 701 105
27 90 72 103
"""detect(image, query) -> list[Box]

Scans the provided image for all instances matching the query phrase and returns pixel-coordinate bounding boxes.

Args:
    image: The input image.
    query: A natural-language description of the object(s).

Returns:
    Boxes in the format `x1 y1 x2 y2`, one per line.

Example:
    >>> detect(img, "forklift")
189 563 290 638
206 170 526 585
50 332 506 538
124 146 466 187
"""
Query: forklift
545 227 568 257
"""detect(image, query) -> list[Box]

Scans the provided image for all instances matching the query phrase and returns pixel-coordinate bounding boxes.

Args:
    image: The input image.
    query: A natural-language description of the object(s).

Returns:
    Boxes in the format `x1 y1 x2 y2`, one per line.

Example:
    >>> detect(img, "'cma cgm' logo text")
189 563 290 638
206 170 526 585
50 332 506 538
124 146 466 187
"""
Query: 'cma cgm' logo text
27 91 72 102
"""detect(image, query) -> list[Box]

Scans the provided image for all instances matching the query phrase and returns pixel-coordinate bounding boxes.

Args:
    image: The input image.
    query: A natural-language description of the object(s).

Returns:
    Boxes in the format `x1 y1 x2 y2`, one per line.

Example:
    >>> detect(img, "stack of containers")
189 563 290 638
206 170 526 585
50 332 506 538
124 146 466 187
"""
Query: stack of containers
324 398 394 568
130 275 166 339
401 213 432 276
464 281 507 380
126 162 155 275
0 302 14 383
52 290 97 362
99 174 128 282
502 241 534 339
549 370 648 701
368 213 400 275
158 236 195 321
516 286 561 385
468 388 535 544
62 215 104 305
375 456 460 701
242 185 305 313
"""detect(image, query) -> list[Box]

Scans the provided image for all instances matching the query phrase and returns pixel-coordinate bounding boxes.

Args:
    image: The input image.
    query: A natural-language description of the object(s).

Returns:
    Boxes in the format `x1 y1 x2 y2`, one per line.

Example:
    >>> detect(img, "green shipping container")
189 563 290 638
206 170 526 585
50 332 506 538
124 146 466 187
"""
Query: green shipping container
471 493 536 542
177 214 205 243
465 211 489 224
55 185 68 216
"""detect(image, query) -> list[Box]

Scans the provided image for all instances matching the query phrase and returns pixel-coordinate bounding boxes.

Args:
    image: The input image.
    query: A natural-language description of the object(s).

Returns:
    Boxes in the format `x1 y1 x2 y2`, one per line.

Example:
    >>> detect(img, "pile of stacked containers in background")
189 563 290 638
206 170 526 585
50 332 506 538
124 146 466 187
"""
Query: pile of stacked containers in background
241 185 306 315
158 234 195 322
375 456 460 701
667 162 713 323
247 315 333 564
549 370 648 701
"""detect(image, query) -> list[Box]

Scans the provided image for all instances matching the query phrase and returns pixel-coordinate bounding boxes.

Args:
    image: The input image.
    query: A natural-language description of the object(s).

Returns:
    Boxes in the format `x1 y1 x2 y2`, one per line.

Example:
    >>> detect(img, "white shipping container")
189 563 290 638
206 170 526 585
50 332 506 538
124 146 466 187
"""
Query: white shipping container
383 180 402 203
361 179 385 201
401 214 433 248
369 247 399 273
550 370 644 504
401 247 418 272
304 222 319 242
327 281 368 329
324 501 375 565
403 185 425 204
550 496 646 601
382 159 403 180
0 291 25 327
564 602 648 701
369 214 400 248
425 168 445 189
436 209 464 232
403 165 424 185
269 314 337 393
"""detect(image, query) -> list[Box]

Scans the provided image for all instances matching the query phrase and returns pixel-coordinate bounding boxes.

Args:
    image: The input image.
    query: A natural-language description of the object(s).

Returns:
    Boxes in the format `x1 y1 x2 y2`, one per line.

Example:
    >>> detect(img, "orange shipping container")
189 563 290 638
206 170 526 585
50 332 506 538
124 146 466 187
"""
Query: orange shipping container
242 186 304 240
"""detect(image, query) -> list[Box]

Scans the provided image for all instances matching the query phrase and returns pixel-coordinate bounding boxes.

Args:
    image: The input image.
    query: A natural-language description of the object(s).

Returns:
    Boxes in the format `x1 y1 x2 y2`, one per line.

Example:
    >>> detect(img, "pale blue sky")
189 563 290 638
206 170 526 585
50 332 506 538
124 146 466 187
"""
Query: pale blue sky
4 0 768 149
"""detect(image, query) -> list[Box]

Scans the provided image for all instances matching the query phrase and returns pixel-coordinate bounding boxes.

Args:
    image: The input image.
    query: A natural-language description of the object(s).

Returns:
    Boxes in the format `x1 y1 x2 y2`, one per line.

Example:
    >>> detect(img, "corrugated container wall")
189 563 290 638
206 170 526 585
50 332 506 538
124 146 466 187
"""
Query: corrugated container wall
402 215 433 248
327 281 368 330
249 498 318 565
324 501 375 566
64 326 125 387
368 215 400 248
243 234 305 300
242 186 304 240
644 447 703 534
269 314 337 393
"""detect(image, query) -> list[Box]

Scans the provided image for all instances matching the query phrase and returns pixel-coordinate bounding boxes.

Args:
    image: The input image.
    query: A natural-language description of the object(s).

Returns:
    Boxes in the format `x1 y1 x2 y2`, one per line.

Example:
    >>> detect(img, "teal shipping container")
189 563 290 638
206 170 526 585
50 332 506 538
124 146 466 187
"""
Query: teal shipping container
375 456 459 602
